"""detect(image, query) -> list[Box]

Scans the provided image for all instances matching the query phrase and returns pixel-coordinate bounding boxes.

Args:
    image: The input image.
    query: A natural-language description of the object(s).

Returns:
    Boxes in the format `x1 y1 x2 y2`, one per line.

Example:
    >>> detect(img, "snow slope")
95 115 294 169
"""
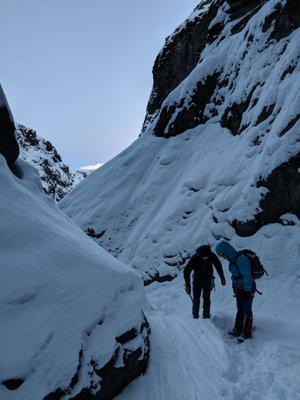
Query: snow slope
117 256 300 400
115 205 300 400
0 155 149 400
61 123 299 280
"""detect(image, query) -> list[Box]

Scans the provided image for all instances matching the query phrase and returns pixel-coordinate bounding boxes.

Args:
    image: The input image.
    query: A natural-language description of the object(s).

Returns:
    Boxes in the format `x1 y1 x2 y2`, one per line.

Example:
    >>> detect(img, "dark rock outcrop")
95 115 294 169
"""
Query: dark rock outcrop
220 84 260 135
144 272 177 286
227 0 267 19
278 114 300 137
232 155 300 236
2 378 24 390
154 71 221 138
85 228 106 239
143 0 222 129
0 85 19 174
267 0 300 41
0 87 89 198
143 0 300 140
43 317 150 400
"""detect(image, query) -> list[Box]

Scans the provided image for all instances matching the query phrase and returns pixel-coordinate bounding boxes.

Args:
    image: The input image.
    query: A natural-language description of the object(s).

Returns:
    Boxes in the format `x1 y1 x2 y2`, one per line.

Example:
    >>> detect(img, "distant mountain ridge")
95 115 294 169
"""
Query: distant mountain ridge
16 124 91 201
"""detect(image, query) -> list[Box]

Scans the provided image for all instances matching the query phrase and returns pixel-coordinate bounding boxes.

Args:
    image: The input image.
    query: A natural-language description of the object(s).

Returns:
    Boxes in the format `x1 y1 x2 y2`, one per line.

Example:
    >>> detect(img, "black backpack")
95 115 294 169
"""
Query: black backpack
238 249 268 280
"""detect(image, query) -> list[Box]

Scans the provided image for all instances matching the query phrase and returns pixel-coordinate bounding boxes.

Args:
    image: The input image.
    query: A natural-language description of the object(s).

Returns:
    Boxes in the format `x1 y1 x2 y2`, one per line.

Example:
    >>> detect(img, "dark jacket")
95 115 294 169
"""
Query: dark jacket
184 245 225 287
215 241 255 292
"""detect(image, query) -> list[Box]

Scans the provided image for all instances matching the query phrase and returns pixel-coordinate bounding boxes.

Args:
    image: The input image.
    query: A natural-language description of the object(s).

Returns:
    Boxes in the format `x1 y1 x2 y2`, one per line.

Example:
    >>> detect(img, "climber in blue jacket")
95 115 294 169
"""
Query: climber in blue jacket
215 240 256 340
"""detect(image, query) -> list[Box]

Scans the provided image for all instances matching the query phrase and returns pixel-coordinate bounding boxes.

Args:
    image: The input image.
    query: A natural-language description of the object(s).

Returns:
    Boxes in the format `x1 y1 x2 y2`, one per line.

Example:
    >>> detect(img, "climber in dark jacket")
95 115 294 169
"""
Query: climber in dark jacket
215 240 256 340
184 245 226 319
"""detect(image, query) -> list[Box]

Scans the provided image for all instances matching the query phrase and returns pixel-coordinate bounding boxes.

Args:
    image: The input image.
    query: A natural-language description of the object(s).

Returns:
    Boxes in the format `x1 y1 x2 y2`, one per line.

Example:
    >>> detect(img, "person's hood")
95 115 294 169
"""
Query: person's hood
215 241 238 263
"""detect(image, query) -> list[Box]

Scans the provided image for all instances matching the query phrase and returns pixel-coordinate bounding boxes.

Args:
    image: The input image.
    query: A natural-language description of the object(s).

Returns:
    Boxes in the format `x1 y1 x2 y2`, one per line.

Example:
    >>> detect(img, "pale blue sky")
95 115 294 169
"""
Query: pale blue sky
1 0 199 169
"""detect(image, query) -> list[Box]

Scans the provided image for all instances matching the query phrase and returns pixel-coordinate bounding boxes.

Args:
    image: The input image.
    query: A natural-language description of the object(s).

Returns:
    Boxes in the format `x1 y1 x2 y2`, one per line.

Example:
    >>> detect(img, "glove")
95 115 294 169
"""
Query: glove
244 291 253 301
221 278 226 286
185 284 191 295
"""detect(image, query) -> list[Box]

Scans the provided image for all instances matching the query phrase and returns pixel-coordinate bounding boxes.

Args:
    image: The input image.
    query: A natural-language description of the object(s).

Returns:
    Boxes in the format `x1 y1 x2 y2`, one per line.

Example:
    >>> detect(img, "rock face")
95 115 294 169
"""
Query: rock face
0 87 150 400
233 155 300 236
16 124 88 201
144 0 300 140
142 0 300 233
0 84 19 175
43 317 150 400
143 0 222 128
61 0 300 281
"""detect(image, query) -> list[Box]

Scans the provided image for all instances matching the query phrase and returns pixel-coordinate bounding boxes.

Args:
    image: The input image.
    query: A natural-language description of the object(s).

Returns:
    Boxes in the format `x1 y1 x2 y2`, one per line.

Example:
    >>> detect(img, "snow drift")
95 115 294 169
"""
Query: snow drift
0 90 150 400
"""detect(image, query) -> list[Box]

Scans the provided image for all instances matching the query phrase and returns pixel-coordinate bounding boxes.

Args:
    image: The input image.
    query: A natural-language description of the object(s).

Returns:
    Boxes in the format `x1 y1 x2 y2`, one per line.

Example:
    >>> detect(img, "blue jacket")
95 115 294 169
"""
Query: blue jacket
215 241 255 292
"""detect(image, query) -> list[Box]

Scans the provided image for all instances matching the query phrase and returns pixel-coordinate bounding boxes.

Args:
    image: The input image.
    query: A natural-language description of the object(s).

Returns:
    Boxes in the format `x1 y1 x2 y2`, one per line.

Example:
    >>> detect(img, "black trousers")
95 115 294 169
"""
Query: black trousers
234 288 254 335
192 281 212 318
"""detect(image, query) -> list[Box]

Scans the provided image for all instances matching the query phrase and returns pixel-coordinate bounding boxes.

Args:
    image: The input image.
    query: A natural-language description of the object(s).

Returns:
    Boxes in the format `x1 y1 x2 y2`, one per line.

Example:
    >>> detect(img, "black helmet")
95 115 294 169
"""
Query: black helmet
196 245 211 257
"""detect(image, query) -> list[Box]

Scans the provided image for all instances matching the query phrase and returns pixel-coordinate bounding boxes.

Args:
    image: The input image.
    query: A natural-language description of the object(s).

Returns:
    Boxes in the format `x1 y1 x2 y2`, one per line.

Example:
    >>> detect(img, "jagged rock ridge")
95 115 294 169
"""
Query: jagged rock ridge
16 124 89 201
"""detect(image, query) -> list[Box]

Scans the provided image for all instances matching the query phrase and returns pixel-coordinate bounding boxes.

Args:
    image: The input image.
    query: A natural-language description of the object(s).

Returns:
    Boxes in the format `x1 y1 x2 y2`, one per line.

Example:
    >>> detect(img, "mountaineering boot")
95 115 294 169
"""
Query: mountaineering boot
193 314 199 319
229 311 244 336
237 332 251 343
228 327 242 337
243 316 253 338
203 313 210 319
237 316 253 342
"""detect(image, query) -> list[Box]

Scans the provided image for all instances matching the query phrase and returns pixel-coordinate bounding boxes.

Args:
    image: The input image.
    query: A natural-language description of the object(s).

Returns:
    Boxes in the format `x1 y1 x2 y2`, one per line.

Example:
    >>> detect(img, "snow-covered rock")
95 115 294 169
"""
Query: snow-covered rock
0 92 150 399
61 0 300 280
61 0 299 284
16 124 91 201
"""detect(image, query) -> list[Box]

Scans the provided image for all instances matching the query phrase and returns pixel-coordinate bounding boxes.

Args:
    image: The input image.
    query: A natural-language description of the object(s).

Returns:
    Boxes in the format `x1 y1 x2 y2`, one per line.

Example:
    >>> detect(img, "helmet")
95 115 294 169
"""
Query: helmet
196 245 211 257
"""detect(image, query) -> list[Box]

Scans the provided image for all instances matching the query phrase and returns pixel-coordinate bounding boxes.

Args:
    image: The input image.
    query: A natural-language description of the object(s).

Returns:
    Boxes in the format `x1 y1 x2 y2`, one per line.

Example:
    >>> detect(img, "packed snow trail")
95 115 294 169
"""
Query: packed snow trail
117 276 300 400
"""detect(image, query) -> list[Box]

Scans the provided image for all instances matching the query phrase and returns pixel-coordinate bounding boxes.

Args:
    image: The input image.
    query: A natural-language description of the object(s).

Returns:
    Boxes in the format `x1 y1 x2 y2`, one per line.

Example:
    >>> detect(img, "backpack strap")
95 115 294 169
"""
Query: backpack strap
235 251 264 295
233 252 243 279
